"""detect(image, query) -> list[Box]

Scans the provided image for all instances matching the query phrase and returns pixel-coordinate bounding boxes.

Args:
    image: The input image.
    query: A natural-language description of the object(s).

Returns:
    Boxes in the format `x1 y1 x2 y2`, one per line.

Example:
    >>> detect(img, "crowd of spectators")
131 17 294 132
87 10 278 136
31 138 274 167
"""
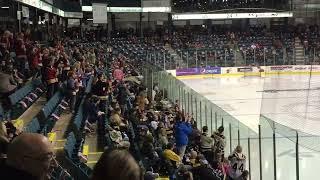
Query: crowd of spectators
173 0 264 12
78 40 250 180
167 25 320 66
1 23 319 180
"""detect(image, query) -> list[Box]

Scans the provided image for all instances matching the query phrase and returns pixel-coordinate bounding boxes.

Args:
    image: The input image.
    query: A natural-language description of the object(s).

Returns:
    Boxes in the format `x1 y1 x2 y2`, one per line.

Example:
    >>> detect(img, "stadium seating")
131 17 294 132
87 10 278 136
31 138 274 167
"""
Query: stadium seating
24 118 40 133
8 79 45 119
40 91 64 121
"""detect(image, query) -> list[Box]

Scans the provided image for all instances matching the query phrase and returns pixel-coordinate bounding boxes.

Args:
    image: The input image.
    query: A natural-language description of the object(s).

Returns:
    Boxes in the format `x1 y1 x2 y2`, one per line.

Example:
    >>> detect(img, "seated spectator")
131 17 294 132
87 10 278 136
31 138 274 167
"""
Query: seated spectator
0 122 9 159
109 128 130 149
158 128 169 148
176 165 193 180
192 157 220 180
91 149 141 180
92 74 108 97
4 121 19 140
85 95 105 125
163 142 181 164
0 69 17 94
110 108 126 127
0 133 58 180
141 134 158 161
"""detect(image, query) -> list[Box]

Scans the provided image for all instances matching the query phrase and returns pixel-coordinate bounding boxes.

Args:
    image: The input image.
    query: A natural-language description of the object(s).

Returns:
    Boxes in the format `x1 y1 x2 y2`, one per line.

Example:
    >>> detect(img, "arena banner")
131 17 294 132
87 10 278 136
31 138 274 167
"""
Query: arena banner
176 68 199 76
269 65 293 72
176 67 221 76
204 67 221 74
237 67 253 72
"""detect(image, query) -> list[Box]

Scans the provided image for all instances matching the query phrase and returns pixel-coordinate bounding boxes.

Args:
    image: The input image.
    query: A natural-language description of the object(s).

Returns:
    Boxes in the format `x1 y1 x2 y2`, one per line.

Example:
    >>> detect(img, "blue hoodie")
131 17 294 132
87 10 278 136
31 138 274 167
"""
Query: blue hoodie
175 121 193 146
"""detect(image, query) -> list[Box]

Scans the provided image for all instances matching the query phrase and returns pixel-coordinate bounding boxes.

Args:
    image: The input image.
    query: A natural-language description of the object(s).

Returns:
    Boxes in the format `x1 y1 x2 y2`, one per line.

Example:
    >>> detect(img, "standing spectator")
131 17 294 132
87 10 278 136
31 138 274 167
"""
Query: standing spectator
66 71 78 113
212 126 226 162
28 45 41 77
117 83 130 115
92 74 108 110
44 57 59 100
228 145 247 180
0 31 11 56
15 32 28 75
175 113 192 159
200 126 214 165
87 48 96 65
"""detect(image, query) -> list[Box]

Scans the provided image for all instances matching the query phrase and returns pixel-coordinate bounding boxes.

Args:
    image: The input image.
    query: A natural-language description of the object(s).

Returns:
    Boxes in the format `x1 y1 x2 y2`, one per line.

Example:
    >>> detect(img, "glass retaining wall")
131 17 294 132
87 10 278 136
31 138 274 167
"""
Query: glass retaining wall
142 65 320 180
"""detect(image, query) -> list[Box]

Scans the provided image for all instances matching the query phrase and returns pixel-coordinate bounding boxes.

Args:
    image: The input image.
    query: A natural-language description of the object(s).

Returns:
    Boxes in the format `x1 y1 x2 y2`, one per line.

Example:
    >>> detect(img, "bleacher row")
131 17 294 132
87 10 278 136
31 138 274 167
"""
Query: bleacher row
0 78 45 121
0 60 96 179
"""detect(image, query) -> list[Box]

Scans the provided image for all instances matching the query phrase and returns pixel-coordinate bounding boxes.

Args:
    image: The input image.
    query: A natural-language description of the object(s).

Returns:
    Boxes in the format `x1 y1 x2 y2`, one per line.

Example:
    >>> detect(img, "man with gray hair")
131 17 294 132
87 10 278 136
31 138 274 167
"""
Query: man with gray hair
0 133 58 180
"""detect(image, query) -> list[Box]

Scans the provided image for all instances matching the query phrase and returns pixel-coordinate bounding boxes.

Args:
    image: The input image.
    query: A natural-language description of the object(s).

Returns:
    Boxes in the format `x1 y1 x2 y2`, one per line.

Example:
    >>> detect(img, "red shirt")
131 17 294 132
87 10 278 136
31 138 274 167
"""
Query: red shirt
15 38 26 57
30 50 41 69
0 36 10 50
45 66 57 80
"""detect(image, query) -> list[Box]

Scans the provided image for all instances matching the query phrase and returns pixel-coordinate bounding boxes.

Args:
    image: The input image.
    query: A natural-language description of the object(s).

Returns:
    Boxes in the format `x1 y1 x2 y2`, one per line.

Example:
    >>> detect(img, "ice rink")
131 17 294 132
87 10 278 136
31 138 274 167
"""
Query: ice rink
181 74 320 180
182 74 320 136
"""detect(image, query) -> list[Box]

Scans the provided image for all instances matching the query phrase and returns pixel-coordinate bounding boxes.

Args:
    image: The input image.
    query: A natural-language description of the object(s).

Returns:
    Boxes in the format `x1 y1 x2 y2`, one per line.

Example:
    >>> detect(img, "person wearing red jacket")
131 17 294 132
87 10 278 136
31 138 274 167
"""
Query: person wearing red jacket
29 46 41 77
15 33 27 75
44 57 59 100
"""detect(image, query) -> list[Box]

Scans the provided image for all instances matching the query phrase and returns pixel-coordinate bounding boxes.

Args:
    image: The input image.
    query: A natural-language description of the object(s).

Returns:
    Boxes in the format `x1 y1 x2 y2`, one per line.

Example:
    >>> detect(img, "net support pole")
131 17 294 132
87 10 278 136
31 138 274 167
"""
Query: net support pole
229 123 232 154
210 108 213 134
205 103 208 127
196 50 198 68
187 51 189 68
215 112 217 130
264 48 266 66
248 137 252 180
187 92 190 114
296 131 300 180
163 52 166 70
195 98 198 124
199 101 202 128
238 129 240 146
259 125 262 180
273 125 277 180
222 117 224 127
205 50 208 67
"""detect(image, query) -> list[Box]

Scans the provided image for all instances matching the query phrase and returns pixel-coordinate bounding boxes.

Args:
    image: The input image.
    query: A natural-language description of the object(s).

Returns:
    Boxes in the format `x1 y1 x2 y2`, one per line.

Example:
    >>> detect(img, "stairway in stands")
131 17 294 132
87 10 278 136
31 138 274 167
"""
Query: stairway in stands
294 37 305 65
164 44 187 68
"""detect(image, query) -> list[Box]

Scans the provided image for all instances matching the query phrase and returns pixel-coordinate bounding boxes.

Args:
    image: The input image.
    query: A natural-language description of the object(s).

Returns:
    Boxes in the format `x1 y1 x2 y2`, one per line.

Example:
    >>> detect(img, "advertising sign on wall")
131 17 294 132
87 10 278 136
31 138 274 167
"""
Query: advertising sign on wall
176 67 221 76
237 67 253 72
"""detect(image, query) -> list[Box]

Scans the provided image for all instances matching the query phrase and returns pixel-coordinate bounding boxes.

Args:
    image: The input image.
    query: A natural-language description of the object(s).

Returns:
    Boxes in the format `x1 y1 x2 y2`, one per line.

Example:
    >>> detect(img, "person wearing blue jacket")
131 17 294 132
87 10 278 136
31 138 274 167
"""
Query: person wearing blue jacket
174 113 193 159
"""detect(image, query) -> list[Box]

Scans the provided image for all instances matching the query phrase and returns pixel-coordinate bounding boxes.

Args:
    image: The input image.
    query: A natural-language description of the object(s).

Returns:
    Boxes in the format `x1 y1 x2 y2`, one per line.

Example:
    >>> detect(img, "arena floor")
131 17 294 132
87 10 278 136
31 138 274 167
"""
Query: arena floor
181 74 320 180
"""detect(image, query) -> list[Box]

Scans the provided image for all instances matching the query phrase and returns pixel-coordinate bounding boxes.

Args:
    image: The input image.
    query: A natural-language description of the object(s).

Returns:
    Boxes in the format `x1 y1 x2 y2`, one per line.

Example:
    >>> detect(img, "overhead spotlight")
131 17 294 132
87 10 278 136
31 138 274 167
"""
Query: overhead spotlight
1 6 9 9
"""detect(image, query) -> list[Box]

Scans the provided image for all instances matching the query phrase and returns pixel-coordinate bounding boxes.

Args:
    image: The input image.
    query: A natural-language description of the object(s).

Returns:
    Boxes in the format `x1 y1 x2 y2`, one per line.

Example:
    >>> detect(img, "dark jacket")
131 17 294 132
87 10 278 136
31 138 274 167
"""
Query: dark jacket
192 165 220 180
0 163 38 180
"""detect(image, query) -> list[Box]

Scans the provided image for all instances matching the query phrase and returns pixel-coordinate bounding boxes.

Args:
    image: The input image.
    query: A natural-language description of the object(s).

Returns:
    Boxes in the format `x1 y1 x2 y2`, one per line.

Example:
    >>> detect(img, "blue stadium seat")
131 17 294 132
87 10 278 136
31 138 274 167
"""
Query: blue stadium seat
25 118 40 133
41 92 63 119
